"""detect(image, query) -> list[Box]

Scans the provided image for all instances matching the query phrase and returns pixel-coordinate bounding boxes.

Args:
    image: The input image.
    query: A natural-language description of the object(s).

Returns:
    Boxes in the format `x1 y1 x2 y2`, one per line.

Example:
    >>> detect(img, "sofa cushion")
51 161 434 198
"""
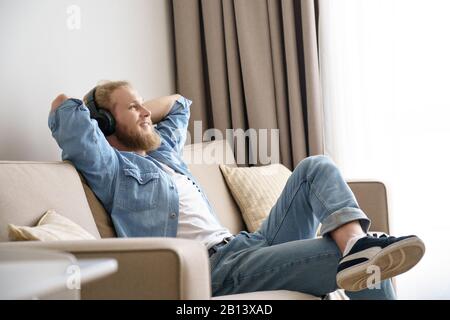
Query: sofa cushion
219 163 292 232
78 172 117 238
8 209 96 241
0 161 101 241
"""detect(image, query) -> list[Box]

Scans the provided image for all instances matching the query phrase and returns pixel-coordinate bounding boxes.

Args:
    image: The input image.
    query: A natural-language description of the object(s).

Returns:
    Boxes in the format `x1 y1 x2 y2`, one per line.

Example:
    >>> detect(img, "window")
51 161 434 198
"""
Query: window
319 0 450 299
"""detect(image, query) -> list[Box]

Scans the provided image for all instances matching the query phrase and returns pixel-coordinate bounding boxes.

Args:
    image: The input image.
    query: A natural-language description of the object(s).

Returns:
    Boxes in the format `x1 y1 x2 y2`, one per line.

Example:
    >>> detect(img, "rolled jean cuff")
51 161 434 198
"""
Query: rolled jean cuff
318 207 371 237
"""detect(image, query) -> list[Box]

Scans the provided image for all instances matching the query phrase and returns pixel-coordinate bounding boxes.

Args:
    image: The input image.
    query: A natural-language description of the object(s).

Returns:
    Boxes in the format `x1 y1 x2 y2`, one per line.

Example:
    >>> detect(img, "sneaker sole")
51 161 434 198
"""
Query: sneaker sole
336 236 425 292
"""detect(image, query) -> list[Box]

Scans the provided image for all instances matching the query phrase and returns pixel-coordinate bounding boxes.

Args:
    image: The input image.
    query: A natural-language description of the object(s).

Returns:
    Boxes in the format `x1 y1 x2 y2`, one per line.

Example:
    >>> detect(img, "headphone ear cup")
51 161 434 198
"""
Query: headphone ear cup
84 87 116 136
97 109 116 136
85 88 99 118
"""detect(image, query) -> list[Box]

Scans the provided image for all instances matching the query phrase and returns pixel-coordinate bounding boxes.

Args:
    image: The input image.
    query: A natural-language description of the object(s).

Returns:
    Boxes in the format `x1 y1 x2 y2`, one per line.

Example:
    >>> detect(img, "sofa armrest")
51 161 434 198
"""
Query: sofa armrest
347 181 390 234
0 238 211 300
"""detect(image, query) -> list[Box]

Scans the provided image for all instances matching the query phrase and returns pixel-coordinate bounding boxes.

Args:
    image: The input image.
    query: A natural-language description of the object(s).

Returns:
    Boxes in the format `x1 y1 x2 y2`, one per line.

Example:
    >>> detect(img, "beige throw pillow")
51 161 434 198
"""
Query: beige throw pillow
219 164 292 232
8 209 96 241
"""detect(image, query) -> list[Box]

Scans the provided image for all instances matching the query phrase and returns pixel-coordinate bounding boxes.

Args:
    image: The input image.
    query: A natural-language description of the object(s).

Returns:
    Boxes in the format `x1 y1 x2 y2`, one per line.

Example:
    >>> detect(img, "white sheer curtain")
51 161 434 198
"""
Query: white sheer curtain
319 0 450 299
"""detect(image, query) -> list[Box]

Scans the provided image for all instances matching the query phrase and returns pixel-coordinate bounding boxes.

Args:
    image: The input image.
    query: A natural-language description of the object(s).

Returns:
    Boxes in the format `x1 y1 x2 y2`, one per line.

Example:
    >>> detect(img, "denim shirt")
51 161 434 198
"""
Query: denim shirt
48 96 218 238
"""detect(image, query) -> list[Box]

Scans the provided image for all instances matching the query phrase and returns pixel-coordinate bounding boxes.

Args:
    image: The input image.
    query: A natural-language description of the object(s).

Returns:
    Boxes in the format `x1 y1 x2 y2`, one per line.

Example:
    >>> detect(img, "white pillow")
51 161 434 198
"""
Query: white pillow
219 164 292 232
8 209 96 241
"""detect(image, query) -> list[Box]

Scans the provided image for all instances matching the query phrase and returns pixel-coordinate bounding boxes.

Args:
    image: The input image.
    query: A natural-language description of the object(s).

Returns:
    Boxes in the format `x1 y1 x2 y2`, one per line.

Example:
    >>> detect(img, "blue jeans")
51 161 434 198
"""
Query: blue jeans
210 155 396 299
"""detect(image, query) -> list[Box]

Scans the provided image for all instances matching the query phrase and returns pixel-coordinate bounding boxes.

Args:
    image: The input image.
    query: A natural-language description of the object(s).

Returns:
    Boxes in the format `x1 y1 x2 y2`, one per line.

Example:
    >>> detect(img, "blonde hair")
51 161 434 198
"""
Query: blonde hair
83 80 131 111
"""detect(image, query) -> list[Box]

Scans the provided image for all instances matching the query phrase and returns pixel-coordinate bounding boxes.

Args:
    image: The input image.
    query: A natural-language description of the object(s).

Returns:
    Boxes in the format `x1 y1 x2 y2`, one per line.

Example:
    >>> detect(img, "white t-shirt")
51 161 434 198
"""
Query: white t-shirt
157 161 233 250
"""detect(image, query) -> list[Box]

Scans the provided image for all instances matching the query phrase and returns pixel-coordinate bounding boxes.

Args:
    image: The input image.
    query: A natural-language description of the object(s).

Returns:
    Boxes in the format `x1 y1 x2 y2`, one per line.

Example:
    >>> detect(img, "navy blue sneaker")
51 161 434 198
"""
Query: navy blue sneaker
336 233 425 291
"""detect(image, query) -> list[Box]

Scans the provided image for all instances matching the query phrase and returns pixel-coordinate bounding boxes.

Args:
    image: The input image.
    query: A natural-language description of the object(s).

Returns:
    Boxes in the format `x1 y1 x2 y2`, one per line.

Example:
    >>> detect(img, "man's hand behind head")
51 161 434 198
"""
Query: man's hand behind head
51 94 70 113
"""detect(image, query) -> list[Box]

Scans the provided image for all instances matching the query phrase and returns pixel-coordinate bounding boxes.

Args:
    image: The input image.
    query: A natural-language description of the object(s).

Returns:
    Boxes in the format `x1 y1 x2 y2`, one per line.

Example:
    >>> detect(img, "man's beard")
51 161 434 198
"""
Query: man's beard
115 124 161 153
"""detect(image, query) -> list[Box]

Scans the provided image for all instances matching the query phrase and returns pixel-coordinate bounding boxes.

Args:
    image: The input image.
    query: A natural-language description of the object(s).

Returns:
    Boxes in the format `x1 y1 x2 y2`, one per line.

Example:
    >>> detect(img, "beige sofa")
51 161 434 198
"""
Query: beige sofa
0 140 390 299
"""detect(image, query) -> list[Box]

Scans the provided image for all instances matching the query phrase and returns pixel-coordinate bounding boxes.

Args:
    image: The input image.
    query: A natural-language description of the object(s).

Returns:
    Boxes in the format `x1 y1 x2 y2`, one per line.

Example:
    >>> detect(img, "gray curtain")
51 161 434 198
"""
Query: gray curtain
172 0 324 169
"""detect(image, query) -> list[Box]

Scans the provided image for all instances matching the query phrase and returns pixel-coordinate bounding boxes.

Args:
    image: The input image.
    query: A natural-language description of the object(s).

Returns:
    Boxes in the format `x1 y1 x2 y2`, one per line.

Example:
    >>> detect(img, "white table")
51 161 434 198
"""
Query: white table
0 247 118 300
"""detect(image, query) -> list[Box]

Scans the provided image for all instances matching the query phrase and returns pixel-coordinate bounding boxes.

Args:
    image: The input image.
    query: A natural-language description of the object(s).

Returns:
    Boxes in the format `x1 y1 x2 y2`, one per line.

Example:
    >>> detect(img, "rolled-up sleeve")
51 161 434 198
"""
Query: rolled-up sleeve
48 98 118 207
155 96 192 155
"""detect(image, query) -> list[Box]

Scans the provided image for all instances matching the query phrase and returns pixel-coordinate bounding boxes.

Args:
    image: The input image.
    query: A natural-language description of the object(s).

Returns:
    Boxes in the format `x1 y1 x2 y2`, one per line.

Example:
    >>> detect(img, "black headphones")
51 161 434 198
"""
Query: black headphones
84 87 116 136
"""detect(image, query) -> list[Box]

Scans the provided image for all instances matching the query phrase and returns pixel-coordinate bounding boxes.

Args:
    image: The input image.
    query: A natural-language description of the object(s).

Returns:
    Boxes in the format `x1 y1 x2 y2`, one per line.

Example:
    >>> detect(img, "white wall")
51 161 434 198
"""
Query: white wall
0 0 175 161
